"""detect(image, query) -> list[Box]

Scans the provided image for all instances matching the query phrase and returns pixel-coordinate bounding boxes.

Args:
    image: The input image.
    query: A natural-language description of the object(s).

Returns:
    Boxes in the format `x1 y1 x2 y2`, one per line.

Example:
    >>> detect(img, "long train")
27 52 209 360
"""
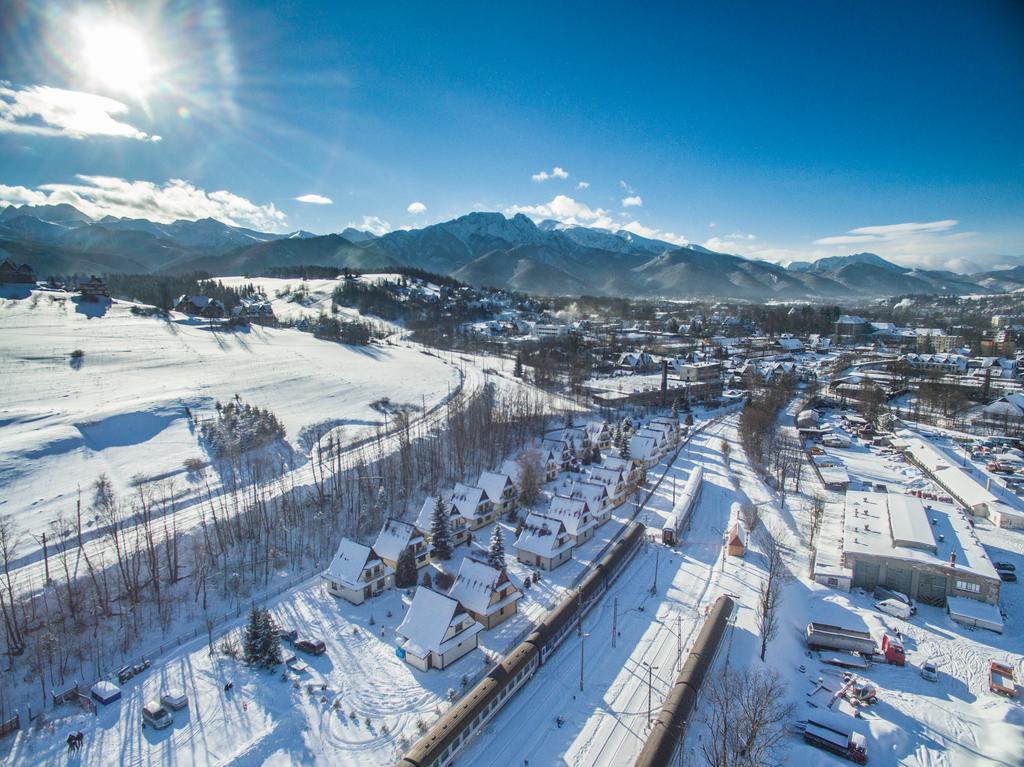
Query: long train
396 520 646 767
661 465 703 545
633 594 735 767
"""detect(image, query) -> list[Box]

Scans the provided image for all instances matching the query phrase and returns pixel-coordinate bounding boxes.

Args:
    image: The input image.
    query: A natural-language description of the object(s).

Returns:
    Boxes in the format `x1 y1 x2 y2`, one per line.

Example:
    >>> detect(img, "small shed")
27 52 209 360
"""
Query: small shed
90 680 122 705
726 521 746 557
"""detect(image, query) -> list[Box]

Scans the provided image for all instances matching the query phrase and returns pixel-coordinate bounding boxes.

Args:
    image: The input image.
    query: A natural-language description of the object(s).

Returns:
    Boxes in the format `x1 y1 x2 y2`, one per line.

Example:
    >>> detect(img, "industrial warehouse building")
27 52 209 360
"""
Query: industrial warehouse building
841 491 1001 607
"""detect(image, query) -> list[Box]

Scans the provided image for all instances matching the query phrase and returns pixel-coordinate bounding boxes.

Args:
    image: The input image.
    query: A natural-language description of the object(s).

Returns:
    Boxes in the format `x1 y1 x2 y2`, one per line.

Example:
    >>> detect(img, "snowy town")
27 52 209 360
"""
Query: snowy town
0 259 1022 767
2 5 1023 766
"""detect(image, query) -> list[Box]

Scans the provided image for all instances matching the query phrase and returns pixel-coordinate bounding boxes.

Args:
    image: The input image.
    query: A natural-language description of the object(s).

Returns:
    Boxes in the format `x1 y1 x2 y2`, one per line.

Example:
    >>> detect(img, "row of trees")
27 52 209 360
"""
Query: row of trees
198 396 287 458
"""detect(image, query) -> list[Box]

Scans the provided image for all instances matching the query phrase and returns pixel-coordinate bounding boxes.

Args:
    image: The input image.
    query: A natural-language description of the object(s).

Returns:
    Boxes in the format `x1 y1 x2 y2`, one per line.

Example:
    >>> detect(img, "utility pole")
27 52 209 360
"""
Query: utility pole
579 631 589 692
612 597 618 648
643 662 659 726
676 614 682 672
651 547 660 594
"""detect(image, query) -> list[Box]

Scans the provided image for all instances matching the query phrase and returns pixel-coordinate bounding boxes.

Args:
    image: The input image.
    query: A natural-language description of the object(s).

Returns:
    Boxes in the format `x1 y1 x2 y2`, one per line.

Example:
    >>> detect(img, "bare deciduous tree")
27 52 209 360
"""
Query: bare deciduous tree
515 449 544 510
755 523 789 662
701 667 795 767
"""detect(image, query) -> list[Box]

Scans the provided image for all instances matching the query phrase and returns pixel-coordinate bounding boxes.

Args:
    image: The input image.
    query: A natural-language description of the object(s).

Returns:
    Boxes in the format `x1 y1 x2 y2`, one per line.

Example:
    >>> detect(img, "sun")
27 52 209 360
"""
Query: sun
76 16 157 96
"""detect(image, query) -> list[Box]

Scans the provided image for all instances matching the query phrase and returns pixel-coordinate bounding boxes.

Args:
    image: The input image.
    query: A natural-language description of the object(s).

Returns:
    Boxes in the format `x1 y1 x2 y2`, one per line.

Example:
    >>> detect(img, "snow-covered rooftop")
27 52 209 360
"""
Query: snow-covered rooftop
396 587 482 658
373 518 422 563
324 538 383 590
477 470 513 504
447 559 520 617
515 512 573 559
843 491 998 581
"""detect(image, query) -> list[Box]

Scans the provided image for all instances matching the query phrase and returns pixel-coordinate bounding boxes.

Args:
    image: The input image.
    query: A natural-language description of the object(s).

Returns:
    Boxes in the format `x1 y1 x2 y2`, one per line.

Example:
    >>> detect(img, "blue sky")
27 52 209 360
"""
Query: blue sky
0 0 1022 270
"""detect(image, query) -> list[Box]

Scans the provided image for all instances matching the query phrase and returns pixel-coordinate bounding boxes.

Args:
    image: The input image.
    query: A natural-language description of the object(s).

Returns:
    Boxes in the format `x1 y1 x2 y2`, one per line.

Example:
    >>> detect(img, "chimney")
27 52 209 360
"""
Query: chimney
949 552 956 567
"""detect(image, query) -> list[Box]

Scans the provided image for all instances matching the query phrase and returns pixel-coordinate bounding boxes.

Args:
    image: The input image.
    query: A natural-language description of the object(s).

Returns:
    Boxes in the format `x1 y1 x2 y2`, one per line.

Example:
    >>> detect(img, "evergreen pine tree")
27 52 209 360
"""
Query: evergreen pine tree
671 398 679 420
243 605 262 664
580 433 592 465
487 525 505 570
591 445 602 464
430 496 453 561
396 546 418 588
513 354 523 378
261 609 282 666
618 432 631 460
685 411 694 427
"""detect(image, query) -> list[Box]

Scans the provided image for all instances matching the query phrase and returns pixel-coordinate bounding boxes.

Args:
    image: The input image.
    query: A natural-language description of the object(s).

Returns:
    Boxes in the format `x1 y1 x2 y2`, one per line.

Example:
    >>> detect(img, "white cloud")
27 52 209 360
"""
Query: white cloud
406 201 427 215
813 219 958 246
619 180 635 194
620 220 688 246
849 220 958 237
0 175 286 230
576 181 589 189
0 184 46 207
349 215 391 236
531 166 570 183
621 195 643 208
295 193 332 205
507 195 614 228
0 82 160 141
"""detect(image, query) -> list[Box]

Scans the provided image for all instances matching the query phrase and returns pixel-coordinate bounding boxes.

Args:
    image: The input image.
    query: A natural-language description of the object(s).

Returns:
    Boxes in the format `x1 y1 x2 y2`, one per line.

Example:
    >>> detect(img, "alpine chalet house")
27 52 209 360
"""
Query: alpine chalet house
587 466 628 507
586 421 612 450
373 518 431 570
395 587 484 671
616 350 656 372
477 470 518 515
447 559 522 629
635 427 671 457
449 482 497 530
77 275 109 300
647 415 681 443
545 495 598 545
536 445 562 481
415 495 470 548
0 259 35 284
566 480 613 525
541 438 573 471
175 294 226 318
233 297 277 325
515 512 574 570
602 455 643 488
627 433 659 467
322 538 393 604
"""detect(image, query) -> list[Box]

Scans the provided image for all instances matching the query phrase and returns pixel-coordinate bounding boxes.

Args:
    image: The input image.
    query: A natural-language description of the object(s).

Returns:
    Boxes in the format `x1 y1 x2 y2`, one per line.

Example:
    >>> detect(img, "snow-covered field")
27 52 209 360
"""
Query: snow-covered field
0 287 458 542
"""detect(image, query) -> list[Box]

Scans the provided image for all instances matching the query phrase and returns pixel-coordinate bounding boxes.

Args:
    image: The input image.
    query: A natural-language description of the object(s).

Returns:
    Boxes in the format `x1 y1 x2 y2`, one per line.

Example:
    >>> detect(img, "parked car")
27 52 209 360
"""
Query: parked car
142 700 173 729
998 570 1017 583
994 562 1016 572
294 638 327 656
873 586 917 614
161 691 189 711
876 599 912 620
920 662 938 682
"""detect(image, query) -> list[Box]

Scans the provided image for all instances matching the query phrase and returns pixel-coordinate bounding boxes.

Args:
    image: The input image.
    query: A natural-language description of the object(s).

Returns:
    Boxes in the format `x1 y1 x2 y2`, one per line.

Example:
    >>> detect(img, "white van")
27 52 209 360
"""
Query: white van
142 700 173 729
875 598 912 620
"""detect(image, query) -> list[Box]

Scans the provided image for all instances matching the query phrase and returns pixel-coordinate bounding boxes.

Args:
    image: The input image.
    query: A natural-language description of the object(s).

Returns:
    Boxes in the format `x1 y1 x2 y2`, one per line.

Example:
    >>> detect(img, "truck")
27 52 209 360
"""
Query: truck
989 661 1017 697
802 718 868 763
806 623 877 656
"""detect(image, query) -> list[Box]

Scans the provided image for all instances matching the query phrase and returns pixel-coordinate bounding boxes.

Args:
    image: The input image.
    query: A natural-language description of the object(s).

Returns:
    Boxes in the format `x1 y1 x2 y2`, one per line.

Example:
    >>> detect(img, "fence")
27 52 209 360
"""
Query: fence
0 713 20 740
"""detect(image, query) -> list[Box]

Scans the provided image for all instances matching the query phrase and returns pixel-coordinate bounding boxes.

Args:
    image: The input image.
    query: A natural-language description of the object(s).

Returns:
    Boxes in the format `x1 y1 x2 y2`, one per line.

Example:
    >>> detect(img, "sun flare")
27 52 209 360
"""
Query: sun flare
76 16 156 96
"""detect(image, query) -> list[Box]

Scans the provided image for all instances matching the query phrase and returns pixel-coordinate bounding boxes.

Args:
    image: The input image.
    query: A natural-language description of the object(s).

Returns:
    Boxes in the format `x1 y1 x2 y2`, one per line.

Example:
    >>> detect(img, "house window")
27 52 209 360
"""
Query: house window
826 577 839 587
956 580 981 594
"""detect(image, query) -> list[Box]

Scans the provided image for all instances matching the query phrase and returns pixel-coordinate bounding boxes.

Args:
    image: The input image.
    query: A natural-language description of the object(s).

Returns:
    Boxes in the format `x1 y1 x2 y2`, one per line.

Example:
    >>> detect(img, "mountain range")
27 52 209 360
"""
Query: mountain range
1 203 1021 300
